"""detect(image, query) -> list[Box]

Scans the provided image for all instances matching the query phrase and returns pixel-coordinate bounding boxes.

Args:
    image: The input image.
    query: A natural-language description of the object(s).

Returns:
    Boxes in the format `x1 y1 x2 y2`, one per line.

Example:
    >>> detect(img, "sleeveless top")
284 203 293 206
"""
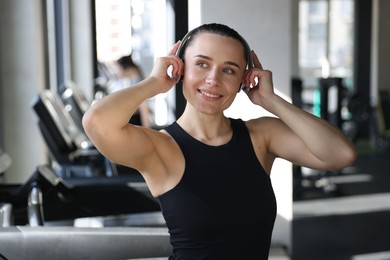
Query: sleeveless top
159 118 277 260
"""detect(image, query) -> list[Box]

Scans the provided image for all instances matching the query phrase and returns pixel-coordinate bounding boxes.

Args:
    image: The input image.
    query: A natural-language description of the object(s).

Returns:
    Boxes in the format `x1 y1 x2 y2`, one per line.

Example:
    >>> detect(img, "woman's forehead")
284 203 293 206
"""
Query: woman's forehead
190 32 242 47
186 33 246 61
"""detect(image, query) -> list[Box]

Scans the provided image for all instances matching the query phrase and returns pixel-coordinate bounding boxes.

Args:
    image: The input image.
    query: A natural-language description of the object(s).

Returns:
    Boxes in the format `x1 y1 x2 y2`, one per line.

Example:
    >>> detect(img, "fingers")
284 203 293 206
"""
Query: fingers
168 41 181 56
241 72 255 93
170 61 183 82
241 51 265 92
166 41 184 81
242 67 273 95
167 57 184 82
251 50 263 70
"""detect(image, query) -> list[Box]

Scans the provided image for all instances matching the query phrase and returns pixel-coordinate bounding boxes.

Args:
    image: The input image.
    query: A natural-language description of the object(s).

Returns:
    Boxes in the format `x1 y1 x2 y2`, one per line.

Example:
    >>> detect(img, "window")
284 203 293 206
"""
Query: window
299 0 354 89
95 0 175 128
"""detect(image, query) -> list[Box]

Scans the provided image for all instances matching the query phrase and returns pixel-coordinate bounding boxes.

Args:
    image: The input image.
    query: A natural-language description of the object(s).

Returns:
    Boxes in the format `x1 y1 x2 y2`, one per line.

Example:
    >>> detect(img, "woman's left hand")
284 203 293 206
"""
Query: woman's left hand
241 51 276 109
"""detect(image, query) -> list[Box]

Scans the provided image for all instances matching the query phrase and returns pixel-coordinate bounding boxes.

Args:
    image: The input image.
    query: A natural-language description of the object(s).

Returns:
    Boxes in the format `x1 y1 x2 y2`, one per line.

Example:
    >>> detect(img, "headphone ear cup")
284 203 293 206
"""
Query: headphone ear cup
239 83 245 93
239 45 254 92
175 31 193 83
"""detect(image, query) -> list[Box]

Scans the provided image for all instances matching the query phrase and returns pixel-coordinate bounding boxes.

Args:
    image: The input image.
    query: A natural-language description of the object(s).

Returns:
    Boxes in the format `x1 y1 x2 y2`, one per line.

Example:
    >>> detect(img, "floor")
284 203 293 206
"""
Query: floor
292 147 390 260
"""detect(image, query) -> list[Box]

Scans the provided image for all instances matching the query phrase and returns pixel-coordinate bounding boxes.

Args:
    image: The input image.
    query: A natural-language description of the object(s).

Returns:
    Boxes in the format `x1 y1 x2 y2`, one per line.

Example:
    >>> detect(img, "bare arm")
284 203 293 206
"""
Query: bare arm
243 52 357 171
82 42 183 174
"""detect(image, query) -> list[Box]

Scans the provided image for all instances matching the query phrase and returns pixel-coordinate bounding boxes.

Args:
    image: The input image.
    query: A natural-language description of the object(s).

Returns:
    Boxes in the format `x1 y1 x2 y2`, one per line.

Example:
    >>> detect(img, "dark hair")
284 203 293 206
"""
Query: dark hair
176 23 253 69
116 54 143 78
116 54 136 69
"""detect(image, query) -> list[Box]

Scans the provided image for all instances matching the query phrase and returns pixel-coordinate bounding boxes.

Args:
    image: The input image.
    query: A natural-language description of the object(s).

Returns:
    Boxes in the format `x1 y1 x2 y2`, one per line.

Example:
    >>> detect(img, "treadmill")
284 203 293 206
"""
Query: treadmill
0 88 170 259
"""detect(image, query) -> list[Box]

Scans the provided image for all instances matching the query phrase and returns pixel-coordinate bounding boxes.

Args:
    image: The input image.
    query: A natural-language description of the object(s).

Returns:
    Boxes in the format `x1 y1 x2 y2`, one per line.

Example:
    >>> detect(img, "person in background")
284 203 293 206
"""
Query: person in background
110 54 151 127
83 23 357 259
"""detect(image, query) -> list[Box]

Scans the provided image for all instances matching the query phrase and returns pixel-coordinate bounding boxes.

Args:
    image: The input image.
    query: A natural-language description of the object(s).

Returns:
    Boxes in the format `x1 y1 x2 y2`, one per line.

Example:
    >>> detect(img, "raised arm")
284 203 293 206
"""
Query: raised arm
82 42 183 173
243 52 357 171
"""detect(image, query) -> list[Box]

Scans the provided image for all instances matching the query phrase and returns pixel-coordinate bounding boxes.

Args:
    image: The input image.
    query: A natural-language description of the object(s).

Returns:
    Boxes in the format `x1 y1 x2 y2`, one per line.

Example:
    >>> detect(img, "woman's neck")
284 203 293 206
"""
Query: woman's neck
177 107 232 146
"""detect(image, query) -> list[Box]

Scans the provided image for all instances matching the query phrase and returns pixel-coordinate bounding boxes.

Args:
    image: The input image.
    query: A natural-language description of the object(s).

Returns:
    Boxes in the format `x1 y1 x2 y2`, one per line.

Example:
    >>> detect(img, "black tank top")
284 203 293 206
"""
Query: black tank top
159 118 277 260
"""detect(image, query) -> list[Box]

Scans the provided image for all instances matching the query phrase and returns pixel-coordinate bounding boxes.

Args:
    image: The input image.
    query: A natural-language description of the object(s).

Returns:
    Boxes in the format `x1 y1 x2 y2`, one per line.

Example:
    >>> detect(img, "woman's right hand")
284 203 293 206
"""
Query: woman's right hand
149 41 184 93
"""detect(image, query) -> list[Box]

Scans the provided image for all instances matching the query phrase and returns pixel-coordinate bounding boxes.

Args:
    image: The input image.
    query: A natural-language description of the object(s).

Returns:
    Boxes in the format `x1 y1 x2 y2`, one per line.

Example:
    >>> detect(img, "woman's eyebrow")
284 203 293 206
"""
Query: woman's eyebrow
194 54 241 69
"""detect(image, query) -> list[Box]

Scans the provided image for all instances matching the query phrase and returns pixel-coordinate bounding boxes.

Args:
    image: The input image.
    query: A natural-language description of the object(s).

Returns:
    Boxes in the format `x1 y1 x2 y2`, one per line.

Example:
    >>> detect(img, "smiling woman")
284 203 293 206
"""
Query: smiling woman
181 33 247 115
82 23 356 259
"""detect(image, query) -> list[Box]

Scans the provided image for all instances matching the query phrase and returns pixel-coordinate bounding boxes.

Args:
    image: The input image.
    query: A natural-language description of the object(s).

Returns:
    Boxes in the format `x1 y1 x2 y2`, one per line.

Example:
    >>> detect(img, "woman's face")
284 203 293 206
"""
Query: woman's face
182 33 247 115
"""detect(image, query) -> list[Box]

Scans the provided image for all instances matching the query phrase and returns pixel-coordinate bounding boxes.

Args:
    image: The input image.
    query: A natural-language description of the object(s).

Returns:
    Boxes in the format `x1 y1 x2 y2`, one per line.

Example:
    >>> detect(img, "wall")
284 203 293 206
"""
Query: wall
0 0 46 183
197 0 293 251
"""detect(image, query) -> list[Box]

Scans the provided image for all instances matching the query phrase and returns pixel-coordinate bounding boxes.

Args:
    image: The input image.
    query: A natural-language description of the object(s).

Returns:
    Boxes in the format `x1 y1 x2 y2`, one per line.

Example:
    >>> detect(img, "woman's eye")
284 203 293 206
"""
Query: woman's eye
223 68 234 74
196 62 208 68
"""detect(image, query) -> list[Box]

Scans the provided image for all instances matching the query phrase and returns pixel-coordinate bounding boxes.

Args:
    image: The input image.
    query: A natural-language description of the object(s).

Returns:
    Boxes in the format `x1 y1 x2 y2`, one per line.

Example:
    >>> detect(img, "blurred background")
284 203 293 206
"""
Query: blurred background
0 0 389 259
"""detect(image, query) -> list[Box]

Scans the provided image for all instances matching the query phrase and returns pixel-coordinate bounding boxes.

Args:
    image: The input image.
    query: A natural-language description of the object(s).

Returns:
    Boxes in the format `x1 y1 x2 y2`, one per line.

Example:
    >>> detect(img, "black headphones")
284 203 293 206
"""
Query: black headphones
175 28 254 92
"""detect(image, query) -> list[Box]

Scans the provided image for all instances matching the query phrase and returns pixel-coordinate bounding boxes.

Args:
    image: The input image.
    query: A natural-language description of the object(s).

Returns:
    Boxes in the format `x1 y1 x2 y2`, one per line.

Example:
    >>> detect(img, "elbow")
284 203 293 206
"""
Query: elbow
345 144 358 166
82 109 92 134
331 144 358 171
82 107 101 140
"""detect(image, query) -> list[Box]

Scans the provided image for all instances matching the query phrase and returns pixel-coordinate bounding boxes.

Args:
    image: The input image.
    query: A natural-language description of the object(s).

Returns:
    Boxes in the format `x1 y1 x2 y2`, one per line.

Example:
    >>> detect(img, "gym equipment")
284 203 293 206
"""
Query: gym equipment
0 226 171 260
319 77 344 128
59 81 91 134
0 87 168 258
31 89 116 178
0 164 160 226
0 203 12 227
292 77 347 199
0 148 12 175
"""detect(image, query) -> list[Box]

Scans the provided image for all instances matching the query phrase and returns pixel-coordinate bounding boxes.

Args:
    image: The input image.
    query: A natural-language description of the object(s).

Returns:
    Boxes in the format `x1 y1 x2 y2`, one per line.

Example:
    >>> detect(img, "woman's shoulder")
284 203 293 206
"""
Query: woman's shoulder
243 116 287 144
244 116 281 130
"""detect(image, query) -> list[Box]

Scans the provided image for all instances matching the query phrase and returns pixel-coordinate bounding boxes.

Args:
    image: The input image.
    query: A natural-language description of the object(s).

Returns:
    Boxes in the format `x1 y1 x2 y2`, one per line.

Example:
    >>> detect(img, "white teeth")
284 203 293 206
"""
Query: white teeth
200 91 220 98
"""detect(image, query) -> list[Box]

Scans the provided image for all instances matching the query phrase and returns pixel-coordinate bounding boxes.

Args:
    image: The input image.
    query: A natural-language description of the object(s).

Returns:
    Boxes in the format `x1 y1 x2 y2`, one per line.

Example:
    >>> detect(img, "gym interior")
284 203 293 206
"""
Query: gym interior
1 0 389 259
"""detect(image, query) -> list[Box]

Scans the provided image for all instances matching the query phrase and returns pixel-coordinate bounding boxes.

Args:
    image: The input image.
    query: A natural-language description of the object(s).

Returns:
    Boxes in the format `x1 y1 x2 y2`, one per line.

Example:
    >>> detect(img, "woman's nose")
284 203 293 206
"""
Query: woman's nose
205 68 220 86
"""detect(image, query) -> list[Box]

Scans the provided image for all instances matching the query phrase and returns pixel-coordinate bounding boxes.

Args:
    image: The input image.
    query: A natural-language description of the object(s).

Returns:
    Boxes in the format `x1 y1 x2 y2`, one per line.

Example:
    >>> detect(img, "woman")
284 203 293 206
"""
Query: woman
83 23 356 259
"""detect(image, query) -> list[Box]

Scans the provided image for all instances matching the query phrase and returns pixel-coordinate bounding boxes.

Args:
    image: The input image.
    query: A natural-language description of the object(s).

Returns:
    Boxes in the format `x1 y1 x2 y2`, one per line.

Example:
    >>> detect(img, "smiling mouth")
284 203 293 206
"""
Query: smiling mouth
199 90 222 99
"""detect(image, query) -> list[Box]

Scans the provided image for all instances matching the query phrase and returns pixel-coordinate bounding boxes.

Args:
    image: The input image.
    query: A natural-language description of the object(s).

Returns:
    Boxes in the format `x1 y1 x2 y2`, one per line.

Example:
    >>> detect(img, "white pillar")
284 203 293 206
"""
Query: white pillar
0 0 46 183
69 0 95 101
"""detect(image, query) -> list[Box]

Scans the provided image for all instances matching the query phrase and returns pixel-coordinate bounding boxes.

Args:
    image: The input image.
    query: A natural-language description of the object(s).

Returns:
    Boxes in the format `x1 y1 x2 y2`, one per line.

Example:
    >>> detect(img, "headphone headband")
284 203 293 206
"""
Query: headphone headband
176 29 253 68
175 30 193 58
